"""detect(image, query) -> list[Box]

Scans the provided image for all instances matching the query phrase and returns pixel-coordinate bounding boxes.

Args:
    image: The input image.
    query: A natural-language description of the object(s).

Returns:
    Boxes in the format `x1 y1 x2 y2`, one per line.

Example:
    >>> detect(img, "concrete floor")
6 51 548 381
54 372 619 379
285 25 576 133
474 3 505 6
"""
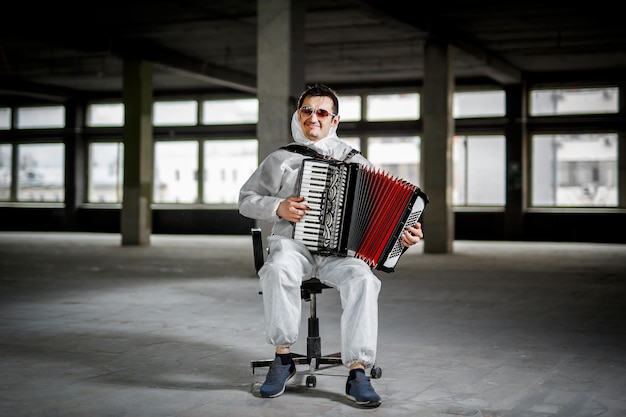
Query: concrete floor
0 232 625 417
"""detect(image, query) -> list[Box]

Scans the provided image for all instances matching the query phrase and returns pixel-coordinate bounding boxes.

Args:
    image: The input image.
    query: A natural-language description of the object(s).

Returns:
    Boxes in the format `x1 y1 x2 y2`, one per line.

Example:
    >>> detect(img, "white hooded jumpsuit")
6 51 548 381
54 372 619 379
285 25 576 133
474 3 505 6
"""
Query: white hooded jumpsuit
238 112 381 369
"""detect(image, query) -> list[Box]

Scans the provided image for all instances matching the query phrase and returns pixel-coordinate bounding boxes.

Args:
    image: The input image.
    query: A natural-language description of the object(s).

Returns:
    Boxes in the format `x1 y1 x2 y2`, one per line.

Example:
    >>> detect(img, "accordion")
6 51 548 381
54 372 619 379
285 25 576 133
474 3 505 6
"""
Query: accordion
293 158 429 272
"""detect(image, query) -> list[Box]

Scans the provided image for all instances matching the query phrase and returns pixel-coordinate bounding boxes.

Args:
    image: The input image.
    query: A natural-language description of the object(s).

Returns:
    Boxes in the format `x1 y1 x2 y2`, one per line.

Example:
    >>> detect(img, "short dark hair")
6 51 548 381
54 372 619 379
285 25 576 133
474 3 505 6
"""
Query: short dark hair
297 84 339 115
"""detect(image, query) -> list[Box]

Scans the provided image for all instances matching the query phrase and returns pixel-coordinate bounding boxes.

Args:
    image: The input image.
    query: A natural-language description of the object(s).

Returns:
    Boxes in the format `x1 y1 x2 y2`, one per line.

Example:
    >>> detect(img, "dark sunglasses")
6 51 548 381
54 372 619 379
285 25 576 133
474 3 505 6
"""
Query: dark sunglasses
299 105 337 119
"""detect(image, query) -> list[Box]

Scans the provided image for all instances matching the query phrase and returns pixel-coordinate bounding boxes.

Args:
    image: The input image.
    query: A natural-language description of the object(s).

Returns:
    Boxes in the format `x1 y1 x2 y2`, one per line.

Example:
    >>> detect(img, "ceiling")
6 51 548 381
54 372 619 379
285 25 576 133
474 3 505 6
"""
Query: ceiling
1 1 625 103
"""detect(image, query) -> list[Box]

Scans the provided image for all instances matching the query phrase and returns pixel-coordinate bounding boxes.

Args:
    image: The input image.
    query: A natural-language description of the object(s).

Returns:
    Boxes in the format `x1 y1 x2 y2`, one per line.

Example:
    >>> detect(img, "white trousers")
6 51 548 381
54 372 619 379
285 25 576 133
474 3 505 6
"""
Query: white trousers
258 235 381 368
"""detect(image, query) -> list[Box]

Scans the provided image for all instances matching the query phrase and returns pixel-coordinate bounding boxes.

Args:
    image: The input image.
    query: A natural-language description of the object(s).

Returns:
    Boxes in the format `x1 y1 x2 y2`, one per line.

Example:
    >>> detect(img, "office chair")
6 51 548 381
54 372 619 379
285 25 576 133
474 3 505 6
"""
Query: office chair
249 227 382 388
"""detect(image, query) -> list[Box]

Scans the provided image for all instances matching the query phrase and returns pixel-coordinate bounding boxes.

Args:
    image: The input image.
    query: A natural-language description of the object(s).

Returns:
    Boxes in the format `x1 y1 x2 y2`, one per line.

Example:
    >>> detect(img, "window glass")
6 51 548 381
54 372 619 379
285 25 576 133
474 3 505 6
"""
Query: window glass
531 133 617 207
338 95 361 121
0 108 11 130
368 137 420 186
17 143 65 202
87 103 124 127
154 100 198 126
17 106 65 129
203 139 257 204
341 137 361 151
0 143 11 200
454 91 505 118
366 93 419 121
530 87 618 116
154 141 198 203
453 135 506 206
202 98 258 125
88 142 124 203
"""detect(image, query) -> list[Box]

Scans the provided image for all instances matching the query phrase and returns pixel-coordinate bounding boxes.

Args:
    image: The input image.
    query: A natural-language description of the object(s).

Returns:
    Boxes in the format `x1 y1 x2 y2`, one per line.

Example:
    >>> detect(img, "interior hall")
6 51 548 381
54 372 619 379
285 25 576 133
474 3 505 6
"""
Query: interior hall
1 1 625 416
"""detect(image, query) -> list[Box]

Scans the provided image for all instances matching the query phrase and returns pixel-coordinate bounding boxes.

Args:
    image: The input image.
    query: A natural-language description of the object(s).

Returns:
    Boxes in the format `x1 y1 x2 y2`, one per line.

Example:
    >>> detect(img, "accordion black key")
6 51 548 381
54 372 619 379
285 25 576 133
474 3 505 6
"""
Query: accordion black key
293 158 429 272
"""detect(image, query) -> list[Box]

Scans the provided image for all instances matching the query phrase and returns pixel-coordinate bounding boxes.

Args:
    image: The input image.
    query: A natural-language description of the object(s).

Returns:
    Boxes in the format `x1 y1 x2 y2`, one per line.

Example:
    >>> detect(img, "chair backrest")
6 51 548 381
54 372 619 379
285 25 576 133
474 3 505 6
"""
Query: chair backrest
251 227 265 273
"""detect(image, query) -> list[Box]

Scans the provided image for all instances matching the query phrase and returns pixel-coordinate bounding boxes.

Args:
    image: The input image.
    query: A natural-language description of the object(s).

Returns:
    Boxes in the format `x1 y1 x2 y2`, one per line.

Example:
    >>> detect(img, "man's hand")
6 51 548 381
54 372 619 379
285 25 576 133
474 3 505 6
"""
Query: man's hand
277 196 310 222
401 222 424 247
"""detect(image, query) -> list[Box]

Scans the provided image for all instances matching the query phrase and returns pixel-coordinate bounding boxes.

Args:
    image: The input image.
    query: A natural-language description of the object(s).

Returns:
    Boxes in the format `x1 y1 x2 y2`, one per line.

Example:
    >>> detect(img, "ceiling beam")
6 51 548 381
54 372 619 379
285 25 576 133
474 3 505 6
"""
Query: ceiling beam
4 32 258 96
361 1 521 85
109 39 258 94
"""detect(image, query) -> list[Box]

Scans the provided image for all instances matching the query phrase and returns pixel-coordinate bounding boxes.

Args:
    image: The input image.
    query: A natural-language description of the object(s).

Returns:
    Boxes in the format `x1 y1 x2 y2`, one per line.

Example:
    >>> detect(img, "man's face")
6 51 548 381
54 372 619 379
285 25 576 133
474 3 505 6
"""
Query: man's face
297 96 340 142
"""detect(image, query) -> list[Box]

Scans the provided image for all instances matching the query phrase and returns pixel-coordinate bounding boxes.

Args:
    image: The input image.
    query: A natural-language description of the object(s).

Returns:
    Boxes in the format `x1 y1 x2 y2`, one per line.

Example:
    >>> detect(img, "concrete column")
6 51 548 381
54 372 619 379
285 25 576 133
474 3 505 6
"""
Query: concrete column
256 0 305 239
504 83 527 239
617 81 626 209
121 59 153 246
64 98 85 230
422 39 454 254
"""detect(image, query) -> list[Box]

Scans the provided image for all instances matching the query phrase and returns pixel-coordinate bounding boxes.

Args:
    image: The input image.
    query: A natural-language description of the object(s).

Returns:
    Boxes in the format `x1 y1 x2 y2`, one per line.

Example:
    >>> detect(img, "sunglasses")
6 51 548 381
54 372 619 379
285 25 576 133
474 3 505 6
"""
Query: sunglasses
299 105 337 119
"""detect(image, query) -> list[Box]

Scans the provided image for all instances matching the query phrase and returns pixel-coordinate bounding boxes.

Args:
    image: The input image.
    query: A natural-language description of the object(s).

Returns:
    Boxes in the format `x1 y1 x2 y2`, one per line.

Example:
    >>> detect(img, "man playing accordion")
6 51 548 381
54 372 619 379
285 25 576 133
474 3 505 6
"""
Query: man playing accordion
238 84 424 408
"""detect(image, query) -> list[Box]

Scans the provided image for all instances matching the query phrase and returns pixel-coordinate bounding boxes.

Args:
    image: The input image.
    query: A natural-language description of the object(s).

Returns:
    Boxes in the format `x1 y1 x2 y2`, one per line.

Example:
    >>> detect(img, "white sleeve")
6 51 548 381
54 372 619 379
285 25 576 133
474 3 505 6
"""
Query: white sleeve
238 152 290 223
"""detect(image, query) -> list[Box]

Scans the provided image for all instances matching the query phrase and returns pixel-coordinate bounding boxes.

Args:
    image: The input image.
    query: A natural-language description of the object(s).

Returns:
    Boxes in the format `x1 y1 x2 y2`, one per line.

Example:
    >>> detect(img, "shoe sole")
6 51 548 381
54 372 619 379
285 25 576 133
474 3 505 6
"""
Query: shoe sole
346 394 382 408
261 368 296 398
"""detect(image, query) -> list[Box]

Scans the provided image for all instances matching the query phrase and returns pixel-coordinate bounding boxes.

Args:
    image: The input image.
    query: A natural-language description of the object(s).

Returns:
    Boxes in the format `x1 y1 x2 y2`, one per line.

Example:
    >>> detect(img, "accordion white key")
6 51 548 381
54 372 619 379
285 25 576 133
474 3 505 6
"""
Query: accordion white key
293 158 429 272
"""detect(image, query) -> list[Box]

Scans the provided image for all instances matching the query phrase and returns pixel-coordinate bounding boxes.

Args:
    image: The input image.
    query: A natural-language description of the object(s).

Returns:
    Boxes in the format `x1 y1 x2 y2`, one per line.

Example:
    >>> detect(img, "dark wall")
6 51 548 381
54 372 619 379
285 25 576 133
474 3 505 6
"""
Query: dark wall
0 207 254 235
454 211 625 243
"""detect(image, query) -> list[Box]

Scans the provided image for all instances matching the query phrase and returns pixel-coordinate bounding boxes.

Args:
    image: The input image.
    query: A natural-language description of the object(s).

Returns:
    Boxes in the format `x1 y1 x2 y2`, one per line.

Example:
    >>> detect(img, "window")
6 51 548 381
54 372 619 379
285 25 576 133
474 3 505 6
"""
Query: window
368 137 421 186
202 98 258 125
153 141 198 203
0 108 11 130
338 95 361 121
88 142 124 203
0 143 11 200
531 133 617 207
366 93 419 121
530 87 618 116
17 143 65 202
203 139 257 204
453 135 506 206
454 91 505 118
17 106 65 129
87 103 124 127
154 100 198 126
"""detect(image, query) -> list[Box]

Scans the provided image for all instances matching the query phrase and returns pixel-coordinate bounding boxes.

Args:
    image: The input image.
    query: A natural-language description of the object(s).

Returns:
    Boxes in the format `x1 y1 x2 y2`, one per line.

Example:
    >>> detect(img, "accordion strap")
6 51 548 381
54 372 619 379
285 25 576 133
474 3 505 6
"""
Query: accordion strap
280 143 362 162
344 148 361 161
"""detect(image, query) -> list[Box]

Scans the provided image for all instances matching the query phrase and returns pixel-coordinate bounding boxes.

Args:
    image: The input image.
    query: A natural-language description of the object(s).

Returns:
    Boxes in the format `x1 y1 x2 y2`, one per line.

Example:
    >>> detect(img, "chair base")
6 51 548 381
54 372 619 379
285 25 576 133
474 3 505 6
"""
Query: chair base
251 352 382 388
251 351 342 372
251 351 342 388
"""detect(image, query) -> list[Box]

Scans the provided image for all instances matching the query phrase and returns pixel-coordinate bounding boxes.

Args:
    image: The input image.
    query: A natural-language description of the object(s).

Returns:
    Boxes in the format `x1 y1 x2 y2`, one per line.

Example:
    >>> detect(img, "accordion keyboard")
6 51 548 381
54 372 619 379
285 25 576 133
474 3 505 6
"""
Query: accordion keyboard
293 159 352 253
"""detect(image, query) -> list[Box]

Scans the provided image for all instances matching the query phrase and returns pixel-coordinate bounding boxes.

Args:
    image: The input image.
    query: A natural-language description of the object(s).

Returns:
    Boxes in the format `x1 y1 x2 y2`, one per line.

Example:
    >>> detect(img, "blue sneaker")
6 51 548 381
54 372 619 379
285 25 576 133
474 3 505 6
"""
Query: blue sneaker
259 356 296 398
345 370 382 407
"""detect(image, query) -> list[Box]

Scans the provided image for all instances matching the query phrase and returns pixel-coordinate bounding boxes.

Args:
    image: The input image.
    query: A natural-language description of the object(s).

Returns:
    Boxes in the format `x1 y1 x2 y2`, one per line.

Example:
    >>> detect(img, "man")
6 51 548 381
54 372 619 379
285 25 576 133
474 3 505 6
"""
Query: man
238 84 423 408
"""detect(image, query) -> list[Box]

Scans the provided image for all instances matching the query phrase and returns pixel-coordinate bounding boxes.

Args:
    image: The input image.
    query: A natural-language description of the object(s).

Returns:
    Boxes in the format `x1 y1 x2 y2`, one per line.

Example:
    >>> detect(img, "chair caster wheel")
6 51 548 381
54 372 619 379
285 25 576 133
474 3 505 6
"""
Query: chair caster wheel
306 375 317 387
370 366 382 379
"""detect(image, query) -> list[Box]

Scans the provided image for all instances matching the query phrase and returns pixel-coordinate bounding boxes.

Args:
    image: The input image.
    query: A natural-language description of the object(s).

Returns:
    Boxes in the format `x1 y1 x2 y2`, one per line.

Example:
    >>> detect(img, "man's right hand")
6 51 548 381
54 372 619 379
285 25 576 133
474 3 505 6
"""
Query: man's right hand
277 196 310 222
